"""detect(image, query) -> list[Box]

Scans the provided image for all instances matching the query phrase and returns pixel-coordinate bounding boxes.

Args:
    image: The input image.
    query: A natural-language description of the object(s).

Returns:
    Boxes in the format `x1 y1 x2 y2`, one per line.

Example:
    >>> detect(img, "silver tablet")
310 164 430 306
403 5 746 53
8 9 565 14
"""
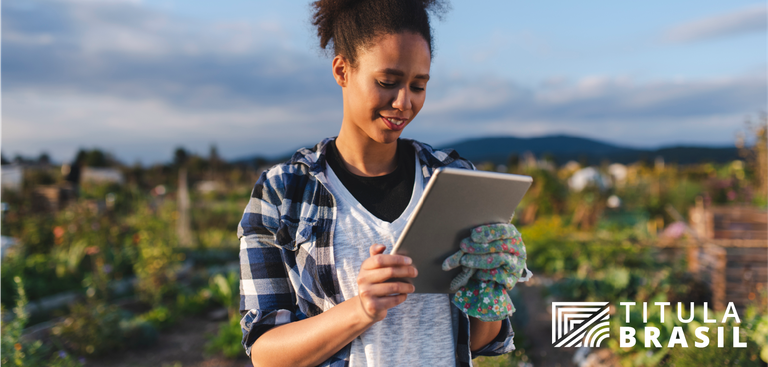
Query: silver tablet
391 167 532 294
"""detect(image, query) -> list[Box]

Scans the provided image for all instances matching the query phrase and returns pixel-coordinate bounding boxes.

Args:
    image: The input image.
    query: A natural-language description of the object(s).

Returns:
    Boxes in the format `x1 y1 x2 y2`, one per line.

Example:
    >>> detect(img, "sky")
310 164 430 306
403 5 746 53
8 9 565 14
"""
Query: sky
2 0 766 164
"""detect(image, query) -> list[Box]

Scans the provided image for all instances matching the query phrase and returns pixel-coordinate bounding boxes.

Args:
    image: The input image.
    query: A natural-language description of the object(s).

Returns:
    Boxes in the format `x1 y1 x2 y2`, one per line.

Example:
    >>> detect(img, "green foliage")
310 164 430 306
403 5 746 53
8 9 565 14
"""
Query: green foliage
137 305 177 331
518 167 569 218
16 214 55 255
742 304 768 363
607 304 704 365
753 194 768 208
520 215 656 278
203 271 247 360
2 276 46 366
47 200 131 299
1 252 83 311
209 271 239 314
205 314 245 359
665 325 763 367
522 215 758 367
190 200 247 242
78 183 135 211
129 201 181 306
50 301 124 356
1 277 85 367
175 287 215 316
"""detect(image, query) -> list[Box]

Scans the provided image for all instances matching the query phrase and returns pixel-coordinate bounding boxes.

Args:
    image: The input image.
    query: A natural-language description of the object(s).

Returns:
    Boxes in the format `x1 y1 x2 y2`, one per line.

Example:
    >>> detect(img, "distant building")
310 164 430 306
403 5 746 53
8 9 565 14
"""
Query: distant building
195 180 224 194
608 163 628 186
1 165 23 191
568 167 610 192
519 152 556 171
81 167 124 184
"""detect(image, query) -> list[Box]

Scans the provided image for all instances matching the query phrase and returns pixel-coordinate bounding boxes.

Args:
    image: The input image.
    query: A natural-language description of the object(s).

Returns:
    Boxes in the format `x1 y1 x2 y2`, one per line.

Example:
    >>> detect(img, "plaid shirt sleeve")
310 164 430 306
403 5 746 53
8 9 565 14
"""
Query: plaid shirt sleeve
237 168 302 357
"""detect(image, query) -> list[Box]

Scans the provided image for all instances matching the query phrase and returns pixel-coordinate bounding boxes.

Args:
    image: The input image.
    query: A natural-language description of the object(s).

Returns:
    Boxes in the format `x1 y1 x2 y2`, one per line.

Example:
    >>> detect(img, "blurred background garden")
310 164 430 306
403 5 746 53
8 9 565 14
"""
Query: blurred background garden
3 0 767 366
2 116 766 366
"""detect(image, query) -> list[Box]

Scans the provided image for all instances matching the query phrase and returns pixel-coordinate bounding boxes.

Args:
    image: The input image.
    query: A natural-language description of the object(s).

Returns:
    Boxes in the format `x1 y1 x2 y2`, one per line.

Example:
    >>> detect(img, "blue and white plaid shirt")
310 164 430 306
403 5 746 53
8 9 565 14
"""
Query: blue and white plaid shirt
238 137 516 366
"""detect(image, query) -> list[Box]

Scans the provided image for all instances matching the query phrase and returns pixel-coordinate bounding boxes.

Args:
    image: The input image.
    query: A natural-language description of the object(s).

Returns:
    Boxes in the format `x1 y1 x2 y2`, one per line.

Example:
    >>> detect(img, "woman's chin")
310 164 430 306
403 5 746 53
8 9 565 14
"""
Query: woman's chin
374 129 403 144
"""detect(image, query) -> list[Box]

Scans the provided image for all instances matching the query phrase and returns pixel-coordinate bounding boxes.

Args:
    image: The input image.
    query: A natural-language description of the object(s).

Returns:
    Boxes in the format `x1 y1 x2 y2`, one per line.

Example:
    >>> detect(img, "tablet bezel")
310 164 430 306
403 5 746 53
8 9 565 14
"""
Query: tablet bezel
391 167 532 293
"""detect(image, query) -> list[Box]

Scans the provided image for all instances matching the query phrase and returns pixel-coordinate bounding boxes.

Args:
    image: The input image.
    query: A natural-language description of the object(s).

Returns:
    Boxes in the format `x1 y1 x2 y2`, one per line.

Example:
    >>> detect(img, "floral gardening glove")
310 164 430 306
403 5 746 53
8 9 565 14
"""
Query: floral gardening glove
442 223 531 322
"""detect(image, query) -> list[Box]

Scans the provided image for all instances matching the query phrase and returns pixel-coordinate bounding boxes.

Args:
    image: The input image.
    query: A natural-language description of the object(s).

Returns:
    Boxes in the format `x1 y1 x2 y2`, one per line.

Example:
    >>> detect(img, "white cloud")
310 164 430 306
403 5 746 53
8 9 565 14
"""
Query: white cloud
423 73 765 121
2 90 342 164
3 0 764 163
665 5 767 43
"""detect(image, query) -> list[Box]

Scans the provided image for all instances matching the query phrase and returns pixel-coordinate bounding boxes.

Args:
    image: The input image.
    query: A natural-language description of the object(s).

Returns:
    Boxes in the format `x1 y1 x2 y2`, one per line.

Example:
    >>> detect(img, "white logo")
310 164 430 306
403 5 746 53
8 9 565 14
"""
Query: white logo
551 302 610 348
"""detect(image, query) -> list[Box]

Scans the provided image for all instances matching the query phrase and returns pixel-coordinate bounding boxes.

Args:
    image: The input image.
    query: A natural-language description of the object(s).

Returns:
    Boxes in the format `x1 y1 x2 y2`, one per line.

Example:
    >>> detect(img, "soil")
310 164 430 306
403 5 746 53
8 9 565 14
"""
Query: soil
85 316 252 367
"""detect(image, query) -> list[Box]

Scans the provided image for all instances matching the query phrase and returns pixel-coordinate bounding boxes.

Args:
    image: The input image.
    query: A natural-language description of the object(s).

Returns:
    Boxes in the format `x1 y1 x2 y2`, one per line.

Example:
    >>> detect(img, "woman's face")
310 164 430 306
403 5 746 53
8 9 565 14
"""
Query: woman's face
335 31 431 145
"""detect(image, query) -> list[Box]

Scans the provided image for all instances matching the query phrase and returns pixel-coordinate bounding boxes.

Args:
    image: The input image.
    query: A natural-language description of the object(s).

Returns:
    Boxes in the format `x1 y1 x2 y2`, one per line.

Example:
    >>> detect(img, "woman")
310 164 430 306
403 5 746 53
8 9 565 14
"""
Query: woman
238 0 517 365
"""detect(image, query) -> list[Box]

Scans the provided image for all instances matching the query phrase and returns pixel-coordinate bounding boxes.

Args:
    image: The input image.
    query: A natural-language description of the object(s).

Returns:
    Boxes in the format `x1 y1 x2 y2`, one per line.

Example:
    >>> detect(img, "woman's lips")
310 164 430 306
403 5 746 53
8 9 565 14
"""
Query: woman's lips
381 116 407 131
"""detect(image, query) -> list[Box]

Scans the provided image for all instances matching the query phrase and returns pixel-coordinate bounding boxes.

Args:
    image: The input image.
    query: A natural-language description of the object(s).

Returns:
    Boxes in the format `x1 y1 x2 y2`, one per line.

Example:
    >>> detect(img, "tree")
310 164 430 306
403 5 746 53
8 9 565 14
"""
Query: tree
74 149 110 167
38 152 51 165
209 144 220 179
85 150 107 167
173 147 188 167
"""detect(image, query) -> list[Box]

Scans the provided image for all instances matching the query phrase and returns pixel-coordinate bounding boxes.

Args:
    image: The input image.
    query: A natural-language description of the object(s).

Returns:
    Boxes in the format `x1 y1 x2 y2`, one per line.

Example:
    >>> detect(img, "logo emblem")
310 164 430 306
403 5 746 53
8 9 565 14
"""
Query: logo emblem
552 302 610 347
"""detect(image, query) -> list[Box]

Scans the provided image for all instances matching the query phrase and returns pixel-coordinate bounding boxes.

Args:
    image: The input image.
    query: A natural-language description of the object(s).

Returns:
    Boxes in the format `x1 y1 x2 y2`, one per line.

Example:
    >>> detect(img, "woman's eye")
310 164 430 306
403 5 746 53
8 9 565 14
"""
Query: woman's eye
378 81 396 88
411 85 425 92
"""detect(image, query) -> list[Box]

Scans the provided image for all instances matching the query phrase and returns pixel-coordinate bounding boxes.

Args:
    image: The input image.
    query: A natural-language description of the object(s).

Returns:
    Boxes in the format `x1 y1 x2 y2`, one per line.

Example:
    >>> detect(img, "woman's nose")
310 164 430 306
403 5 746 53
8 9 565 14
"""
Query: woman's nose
391 87 412 112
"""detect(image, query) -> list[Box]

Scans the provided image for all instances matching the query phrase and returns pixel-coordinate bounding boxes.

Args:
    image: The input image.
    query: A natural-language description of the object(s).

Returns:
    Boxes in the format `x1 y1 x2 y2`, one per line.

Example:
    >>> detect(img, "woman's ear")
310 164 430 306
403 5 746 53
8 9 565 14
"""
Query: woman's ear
332 55 350 87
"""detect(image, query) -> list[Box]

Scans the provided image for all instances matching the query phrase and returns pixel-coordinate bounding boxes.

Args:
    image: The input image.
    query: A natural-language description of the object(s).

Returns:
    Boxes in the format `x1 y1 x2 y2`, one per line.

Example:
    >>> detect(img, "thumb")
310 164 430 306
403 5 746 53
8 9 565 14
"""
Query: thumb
369 244 386 257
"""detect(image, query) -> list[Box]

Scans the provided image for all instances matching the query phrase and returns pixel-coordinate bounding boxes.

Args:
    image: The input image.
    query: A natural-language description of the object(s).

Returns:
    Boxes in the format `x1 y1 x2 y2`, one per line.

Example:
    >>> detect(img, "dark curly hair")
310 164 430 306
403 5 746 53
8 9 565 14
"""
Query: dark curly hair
311 0 449 65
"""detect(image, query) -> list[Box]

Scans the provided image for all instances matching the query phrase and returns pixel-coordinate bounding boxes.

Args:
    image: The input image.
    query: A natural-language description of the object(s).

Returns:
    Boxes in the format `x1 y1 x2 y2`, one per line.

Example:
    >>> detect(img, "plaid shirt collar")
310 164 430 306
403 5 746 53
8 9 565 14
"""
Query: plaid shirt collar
287 136 471 178
286 137 475 308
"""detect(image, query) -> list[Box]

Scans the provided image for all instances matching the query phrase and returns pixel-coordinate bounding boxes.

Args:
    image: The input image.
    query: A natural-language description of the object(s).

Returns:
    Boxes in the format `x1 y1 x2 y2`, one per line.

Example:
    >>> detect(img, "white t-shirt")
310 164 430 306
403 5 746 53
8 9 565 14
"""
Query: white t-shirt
324 156 456 367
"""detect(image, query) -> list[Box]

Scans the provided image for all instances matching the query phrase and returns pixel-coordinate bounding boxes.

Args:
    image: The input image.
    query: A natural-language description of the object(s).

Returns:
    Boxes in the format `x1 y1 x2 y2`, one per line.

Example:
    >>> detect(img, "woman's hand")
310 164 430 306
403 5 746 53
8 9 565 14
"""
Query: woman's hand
356 244 418 323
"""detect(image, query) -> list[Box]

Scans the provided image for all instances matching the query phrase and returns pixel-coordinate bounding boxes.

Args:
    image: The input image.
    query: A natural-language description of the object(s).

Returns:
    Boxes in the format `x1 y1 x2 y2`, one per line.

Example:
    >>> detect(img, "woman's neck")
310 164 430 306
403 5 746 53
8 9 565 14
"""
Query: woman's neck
334 126 398 177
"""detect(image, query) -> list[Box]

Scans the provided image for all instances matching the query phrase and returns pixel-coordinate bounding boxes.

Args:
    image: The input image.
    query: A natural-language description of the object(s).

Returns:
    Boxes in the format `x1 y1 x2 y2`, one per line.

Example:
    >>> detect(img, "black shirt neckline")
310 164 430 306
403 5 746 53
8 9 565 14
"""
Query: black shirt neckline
325 139 416 223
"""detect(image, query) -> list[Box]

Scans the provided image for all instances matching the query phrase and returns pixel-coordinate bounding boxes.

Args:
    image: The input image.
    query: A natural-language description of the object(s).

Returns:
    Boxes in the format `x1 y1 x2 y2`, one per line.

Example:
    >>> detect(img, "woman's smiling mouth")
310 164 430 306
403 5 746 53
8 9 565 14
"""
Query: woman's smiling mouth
381 115 407 131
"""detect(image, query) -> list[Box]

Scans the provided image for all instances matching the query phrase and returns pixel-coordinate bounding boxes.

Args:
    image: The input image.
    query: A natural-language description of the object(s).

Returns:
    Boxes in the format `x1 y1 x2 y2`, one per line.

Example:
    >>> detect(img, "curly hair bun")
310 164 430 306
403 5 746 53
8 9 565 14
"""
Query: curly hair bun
311 0 449 63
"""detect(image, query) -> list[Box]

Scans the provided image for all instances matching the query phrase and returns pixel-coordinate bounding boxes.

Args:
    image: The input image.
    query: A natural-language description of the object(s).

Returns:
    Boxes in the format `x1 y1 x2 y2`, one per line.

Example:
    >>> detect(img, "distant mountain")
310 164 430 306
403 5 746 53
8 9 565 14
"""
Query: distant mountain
437 135 739 166
232 134 739 167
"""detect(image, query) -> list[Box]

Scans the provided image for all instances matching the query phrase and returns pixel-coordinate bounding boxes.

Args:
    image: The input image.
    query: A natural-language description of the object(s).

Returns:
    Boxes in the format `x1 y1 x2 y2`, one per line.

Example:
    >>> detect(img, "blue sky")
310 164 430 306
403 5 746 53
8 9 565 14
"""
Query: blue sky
3 0 766 164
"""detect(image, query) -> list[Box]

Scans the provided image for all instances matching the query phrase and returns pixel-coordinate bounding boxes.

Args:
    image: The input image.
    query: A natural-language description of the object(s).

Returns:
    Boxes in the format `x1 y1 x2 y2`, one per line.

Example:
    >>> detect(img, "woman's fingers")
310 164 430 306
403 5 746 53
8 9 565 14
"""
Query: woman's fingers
359 281 415 298
366 244 412 268
361 253 412 270
357 244 417 322
357 265 417 285
358 282 412 319
368 244 386 257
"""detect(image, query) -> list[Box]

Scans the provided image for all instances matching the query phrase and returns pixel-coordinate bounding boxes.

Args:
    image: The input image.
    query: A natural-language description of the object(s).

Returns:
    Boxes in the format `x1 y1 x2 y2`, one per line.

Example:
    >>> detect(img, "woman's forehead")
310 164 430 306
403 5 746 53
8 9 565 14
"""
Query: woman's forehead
357 32 431 74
